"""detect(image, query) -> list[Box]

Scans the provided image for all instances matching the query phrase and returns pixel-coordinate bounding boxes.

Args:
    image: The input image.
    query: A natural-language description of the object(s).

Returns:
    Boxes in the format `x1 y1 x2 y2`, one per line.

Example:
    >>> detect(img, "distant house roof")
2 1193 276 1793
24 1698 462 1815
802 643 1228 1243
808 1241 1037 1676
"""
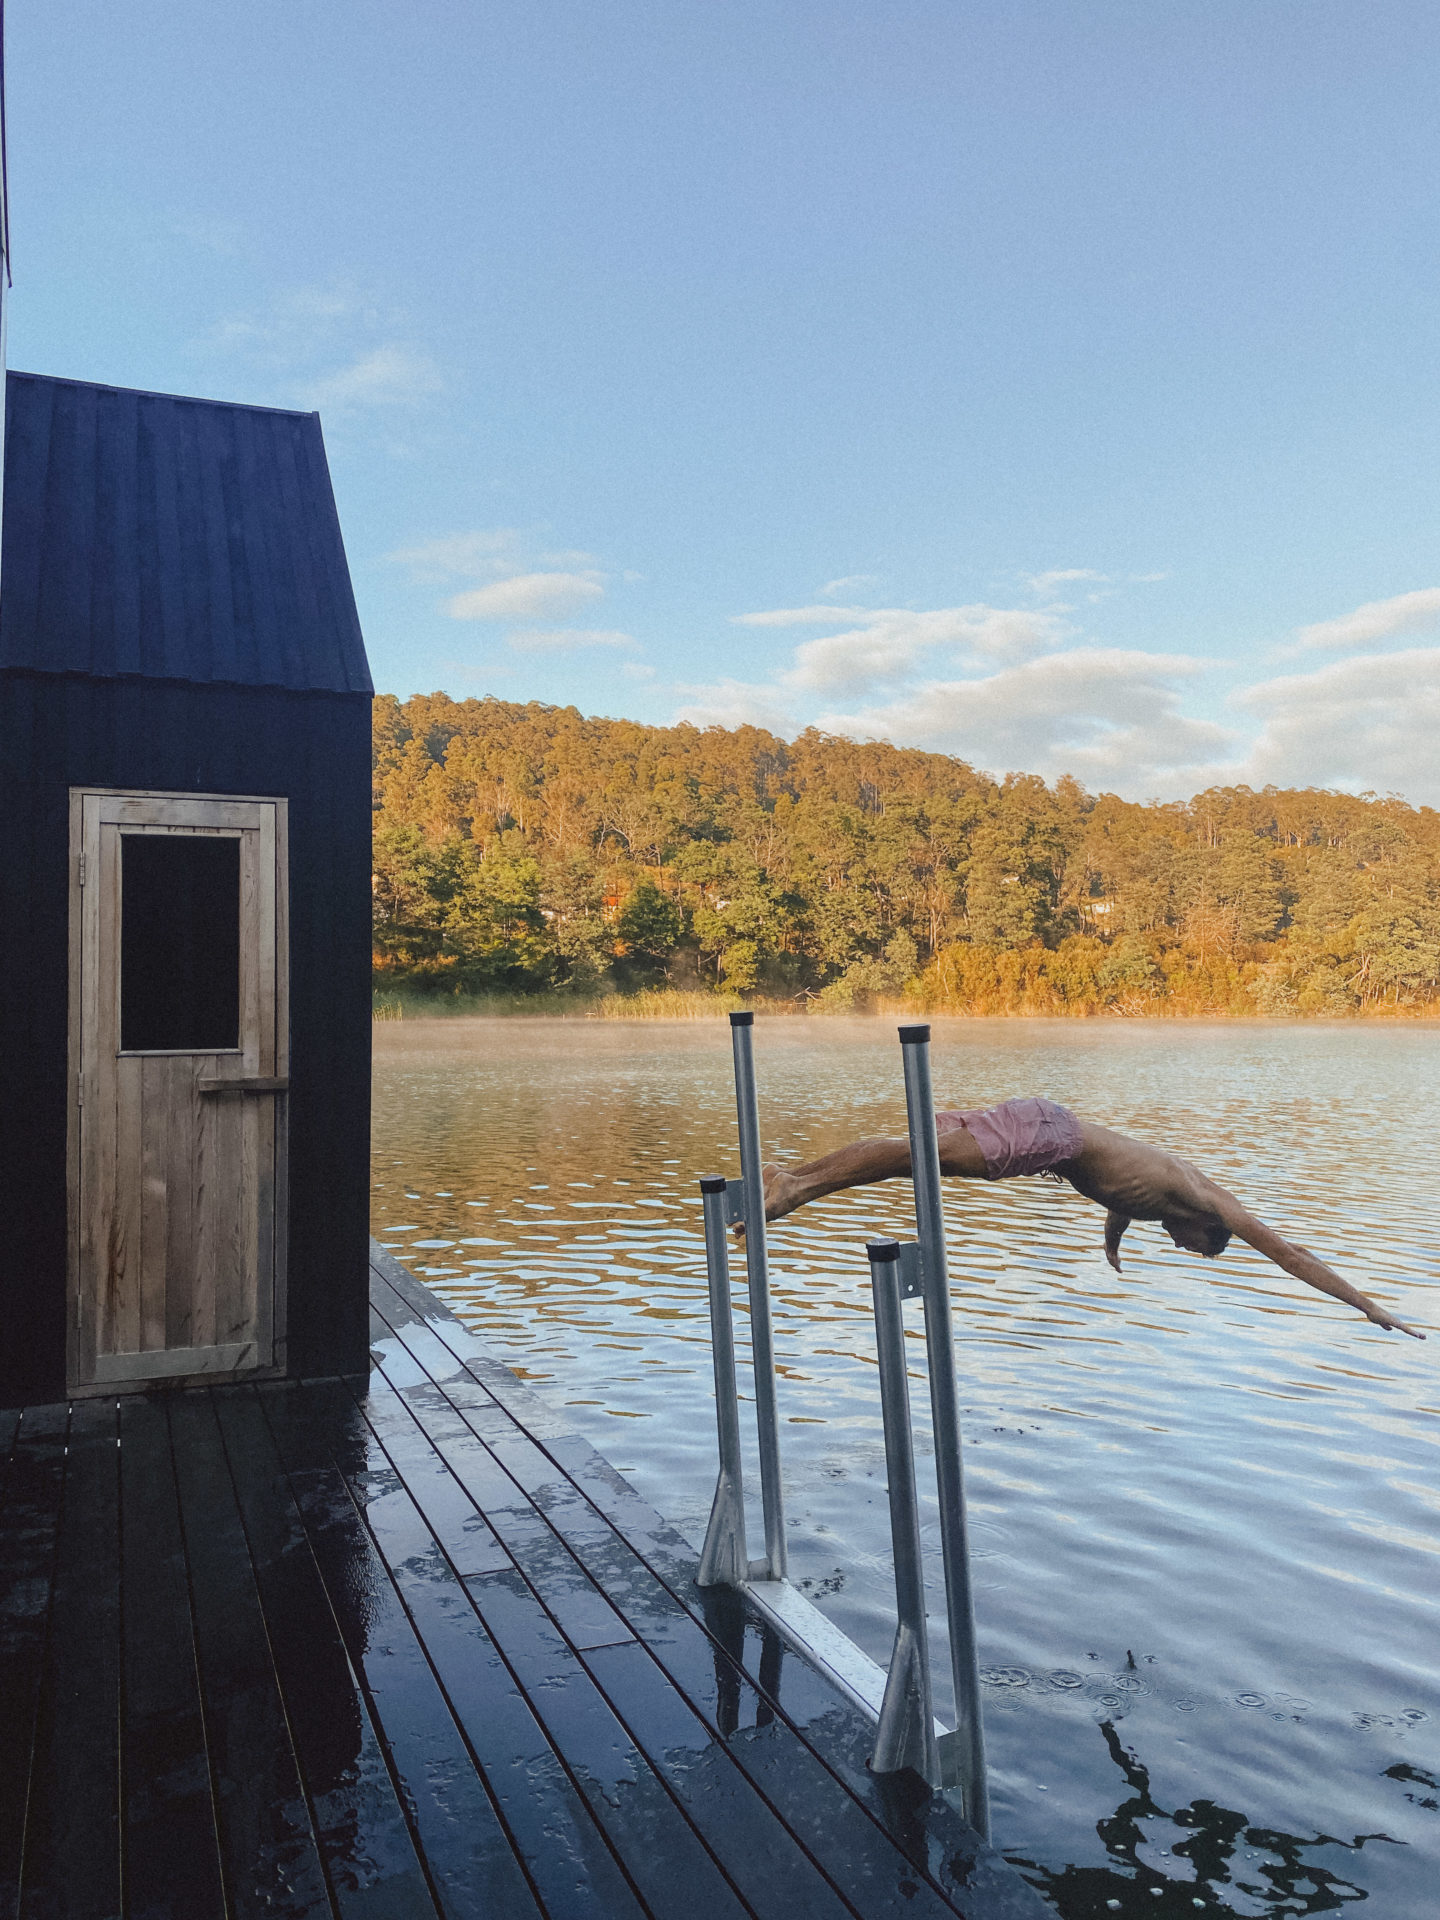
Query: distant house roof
0 371 372 694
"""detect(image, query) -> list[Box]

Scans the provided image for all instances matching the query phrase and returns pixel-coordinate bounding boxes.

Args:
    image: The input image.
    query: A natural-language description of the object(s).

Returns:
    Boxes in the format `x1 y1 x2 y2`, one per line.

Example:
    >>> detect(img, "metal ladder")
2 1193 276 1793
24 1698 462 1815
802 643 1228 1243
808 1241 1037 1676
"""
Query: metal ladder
695 1014 990 1836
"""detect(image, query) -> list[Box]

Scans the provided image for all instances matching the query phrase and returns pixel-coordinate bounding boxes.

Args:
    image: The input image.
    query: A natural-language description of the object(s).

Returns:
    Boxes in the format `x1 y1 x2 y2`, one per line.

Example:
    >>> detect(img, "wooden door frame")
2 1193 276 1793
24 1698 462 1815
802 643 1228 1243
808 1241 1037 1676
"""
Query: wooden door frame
66 787 290 1396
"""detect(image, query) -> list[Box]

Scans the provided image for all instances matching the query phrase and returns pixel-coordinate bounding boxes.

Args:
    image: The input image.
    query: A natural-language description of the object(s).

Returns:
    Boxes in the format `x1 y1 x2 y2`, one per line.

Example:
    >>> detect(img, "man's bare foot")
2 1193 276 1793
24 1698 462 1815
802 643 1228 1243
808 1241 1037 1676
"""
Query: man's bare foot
762 1162 805 1223
731 1163 805 1239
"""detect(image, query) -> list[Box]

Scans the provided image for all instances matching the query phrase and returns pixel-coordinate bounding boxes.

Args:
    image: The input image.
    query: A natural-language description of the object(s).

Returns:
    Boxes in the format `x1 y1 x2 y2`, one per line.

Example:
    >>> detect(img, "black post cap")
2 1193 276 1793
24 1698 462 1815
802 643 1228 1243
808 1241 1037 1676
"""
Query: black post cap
866 1238 902 1262
897 1023 931 1045
729 1010 754 1027
699 1175 728 1194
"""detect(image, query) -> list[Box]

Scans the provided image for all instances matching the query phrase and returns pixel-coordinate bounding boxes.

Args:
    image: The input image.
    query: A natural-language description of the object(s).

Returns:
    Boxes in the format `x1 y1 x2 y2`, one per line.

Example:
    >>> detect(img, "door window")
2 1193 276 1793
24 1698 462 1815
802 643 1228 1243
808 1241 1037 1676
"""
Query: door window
120 833 241 1051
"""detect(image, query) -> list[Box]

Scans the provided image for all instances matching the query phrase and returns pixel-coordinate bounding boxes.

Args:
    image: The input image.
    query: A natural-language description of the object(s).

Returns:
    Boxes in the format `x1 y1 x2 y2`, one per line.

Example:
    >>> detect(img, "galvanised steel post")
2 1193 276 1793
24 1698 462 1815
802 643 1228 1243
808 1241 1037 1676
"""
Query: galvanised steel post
866 1239 942 1788
898 1022 990 1838
697 1175 748 1588
729 1010 787 1580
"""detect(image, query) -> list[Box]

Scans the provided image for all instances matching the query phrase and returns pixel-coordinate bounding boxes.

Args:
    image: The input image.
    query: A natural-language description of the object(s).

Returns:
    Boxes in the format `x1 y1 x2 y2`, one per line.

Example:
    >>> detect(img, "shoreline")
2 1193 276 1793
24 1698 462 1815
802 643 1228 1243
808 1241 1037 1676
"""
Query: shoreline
374 992 1440 1027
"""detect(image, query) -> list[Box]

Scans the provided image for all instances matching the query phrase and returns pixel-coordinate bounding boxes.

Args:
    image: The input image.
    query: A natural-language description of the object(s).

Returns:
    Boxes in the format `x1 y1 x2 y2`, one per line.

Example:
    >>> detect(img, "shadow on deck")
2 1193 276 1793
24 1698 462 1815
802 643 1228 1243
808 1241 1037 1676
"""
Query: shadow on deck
0 1245 1048 1919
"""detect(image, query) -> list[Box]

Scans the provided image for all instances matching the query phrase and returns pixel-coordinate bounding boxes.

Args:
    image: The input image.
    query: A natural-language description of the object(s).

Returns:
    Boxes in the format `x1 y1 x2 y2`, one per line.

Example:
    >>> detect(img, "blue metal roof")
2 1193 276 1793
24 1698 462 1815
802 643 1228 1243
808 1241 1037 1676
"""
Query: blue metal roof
0 371 372 694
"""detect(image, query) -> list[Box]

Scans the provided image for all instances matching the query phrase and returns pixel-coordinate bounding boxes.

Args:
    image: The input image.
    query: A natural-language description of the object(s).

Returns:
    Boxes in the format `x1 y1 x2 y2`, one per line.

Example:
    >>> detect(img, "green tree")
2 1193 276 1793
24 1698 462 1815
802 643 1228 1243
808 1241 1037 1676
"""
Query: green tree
371 692 1440 1014
615 878 686 984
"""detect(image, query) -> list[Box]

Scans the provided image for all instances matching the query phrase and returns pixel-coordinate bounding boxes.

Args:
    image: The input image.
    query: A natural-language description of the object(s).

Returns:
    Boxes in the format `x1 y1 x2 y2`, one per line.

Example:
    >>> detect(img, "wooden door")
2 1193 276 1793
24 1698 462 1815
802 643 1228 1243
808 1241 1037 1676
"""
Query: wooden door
69 790 289 1392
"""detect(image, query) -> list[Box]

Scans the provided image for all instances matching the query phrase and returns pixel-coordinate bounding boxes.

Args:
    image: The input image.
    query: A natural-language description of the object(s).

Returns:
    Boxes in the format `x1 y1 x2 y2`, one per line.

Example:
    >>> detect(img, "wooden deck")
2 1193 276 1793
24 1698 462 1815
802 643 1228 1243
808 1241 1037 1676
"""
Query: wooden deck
0 1246 1048 1920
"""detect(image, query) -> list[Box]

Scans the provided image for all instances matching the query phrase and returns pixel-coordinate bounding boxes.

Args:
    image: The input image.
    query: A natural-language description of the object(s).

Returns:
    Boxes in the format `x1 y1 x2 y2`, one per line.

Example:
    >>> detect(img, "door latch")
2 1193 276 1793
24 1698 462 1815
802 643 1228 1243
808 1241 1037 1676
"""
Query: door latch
197 1076 289 1095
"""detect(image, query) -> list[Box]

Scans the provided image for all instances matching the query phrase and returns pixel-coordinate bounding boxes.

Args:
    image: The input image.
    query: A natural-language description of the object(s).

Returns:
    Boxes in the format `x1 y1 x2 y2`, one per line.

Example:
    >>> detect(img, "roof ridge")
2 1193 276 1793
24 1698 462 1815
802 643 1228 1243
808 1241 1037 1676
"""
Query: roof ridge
6 368 315 420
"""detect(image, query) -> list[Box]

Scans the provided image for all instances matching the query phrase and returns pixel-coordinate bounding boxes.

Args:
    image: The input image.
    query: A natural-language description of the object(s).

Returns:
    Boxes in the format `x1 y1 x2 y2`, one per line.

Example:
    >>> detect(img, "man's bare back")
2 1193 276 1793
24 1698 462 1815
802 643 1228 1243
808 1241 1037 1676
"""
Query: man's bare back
757 1099 1423 1339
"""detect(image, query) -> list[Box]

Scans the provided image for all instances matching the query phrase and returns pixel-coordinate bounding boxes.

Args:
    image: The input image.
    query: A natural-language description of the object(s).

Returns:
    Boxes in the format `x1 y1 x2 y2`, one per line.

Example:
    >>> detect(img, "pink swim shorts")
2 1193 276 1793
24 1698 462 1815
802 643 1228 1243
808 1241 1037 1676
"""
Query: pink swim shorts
934 1096 1084 1180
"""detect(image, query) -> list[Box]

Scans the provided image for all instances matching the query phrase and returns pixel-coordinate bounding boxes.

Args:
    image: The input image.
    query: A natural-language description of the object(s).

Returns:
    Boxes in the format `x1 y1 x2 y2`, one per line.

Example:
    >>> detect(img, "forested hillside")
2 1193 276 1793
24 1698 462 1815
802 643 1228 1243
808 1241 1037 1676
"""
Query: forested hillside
372 692 1440 1015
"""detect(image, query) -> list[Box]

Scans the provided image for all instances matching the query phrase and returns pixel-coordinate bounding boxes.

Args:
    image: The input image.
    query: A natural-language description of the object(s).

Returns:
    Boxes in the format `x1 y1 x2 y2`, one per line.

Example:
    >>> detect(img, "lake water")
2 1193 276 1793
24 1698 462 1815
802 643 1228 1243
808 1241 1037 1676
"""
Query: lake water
372 1015 1439 1918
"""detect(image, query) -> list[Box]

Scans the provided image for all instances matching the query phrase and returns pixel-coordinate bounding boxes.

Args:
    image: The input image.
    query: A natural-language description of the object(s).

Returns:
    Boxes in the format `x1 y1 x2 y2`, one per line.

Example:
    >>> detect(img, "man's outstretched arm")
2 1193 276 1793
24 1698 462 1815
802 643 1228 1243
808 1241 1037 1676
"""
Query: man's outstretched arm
1202 1184 1424 1338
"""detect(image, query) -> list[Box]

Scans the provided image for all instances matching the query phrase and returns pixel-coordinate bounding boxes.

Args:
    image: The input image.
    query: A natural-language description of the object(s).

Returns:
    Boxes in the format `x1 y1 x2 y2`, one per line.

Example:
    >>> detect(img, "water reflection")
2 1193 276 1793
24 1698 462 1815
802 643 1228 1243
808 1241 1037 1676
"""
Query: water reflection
373 1015 1440 1914
1012 1719 1388 1916
698 1583 786 1738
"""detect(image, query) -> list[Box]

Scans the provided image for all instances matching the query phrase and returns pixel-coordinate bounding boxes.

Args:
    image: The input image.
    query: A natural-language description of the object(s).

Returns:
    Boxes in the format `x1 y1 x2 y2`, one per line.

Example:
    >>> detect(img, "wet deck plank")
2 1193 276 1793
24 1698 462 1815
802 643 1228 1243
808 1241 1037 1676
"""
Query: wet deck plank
330 1379 655 1920
264 1383 547 1920
166 1391 333 1919
211 1387 442 1920
118 1394 227 1920
20 1396 122 1920
344 1365 754 1920
0 1403 69 1920
0 1253 1048 1920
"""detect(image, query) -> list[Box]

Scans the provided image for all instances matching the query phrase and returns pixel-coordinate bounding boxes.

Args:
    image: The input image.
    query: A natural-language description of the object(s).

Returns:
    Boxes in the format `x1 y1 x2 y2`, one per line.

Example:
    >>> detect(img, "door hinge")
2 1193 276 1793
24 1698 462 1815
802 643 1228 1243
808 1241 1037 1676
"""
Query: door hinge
78 853 86 886
76 1070 84 1107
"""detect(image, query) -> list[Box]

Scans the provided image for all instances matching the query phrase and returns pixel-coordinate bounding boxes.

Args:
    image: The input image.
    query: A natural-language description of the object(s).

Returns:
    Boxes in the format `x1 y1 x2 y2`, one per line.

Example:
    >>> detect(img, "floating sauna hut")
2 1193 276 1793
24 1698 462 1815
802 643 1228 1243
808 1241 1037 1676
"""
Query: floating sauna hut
0 371 373 1407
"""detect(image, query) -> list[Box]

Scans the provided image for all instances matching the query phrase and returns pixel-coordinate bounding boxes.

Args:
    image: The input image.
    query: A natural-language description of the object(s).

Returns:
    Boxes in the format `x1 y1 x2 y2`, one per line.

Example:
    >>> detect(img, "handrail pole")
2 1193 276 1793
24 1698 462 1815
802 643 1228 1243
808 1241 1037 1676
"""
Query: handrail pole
898 1023 990 1838
729 1010 787 1580
696 1177 748 1587
866 1239 942 1787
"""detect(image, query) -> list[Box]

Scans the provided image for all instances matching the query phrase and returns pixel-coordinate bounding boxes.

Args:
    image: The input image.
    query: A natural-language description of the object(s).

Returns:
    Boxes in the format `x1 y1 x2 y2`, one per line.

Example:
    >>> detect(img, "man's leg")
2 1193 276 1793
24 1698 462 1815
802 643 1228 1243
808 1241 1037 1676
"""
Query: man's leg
761 1125 989 1222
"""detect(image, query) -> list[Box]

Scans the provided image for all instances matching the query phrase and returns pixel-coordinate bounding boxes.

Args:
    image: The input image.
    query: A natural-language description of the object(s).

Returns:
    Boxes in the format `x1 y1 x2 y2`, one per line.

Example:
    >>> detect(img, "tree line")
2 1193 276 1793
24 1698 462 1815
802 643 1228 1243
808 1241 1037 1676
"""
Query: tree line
372 691 1440 1016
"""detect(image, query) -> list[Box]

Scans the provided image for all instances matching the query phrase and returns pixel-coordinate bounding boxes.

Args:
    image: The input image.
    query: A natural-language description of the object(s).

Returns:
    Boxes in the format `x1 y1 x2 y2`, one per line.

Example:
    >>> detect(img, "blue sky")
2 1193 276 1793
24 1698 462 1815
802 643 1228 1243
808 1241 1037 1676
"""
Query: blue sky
9 0 1440 801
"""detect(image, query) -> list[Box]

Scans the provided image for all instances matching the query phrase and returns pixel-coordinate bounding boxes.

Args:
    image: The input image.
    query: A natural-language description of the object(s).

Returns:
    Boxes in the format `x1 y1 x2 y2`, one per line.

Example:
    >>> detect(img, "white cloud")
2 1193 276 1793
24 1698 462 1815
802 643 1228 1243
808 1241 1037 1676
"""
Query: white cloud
204 282 445 416
506 627 638 654
688 595 1239 788
298 346 444 412
672 641 1239 793
730 602 1070 698
665 579 1440 805
1025 567 1108 597
1234 647 1440 802
386 529 601 584
733 605 869 627
778 605 1071 695
387 529 528 581
447 572 605 620
673 679 798 733
206 284 363 353
820 573 880 597
816 648 1232 787
1293 588 1440 653
783 623 928 693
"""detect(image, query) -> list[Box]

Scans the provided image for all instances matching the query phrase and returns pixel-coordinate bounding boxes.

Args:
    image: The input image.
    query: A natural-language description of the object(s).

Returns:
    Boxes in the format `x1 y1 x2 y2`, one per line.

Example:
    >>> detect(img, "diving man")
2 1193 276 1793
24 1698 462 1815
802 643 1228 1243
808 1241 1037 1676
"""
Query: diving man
755 1096 1423 1338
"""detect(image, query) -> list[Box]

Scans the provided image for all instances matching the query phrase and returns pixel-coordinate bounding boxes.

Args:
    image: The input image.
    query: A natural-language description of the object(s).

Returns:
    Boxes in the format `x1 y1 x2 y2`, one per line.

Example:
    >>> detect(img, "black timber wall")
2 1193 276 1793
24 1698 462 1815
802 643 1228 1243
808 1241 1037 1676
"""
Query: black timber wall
0 672 373 1406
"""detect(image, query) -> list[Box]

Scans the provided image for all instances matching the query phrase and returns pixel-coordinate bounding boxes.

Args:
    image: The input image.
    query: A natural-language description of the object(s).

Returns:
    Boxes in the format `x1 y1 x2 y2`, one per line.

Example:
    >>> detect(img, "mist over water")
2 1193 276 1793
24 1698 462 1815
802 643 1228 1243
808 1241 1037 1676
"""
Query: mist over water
373 1016 1439 1916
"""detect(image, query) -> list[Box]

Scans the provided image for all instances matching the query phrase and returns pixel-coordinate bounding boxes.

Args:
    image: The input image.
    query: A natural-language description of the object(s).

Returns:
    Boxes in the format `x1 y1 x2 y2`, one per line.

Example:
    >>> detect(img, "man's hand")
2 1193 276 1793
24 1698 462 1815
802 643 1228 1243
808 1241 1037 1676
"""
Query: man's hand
1288 1246 1425 1339
1224 1206 1428 1339
1104 1210 1130 1274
